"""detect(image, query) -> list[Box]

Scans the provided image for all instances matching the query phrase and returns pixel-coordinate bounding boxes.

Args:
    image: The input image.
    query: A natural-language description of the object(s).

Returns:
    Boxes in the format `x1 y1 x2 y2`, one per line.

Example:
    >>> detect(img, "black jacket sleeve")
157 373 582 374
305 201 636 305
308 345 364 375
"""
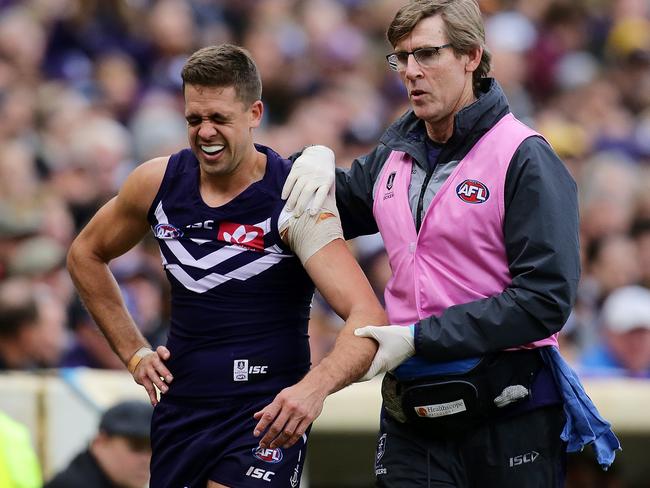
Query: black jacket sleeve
415 136 581 360
335 145 391 239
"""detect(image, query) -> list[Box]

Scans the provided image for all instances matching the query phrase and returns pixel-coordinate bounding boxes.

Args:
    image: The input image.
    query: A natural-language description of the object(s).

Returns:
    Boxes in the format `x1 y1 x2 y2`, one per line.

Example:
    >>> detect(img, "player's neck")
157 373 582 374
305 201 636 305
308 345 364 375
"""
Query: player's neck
199 148 266 207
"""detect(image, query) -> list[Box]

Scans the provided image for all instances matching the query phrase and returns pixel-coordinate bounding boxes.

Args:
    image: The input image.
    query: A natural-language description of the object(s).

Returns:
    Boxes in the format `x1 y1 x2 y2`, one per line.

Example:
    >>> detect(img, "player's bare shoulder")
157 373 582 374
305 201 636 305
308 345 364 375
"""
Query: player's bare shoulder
118 156 170 215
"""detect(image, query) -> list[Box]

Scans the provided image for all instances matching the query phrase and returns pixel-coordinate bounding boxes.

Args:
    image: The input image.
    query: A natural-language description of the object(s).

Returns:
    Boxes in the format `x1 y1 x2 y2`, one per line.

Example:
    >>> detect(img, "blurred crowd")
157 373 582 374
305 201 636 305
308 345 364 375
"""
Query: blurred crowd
1 0 650 382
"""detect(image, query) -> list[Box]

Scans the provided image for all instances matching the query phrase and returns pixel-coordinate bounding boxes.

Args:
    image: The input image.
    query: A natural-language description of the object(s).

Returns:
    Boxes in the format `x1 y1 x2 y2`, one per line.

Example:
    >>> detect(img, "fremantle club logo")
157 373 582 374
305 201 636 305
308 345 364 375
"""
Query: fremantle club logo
456 179 490 204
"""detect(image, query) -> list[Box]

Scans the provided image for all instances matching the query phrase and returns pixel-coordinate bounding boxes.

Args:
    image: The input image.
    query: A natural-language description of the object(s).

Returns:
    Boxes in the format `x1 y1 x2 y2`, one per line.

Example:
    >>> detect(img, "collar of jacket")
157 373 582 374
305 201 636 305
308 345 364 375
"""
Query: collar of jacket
380 78 511 169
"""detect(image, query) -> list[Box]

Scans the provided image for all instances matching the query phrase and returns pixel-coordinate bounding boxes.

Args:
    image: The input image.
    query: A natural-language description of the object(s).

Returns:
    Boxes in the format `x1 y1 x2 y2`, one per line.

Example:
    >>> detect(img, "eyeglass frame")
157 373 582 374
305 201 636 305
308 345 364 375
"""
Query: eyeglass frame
385 44 453 71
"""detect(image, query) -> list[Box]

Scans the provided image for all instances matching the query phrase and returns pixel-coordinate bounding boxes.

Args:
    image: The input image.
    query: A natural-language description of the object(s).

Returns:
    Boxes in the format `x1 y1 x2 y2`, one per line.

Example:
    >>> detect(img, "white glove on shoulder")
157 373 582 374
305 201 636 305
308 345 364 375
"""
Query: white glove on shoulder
354 325 415 381
281 145 335 216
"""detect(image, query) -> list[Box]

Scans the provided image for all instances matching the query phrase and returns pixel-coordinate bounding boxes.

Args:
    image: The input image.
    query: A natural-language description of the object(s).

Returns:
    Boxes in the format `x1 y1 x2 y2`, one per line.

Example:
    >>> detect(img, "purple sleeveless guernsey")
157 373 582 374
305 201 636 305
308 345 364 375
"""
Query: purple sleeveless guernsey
147 144 314 400
374 113 558 350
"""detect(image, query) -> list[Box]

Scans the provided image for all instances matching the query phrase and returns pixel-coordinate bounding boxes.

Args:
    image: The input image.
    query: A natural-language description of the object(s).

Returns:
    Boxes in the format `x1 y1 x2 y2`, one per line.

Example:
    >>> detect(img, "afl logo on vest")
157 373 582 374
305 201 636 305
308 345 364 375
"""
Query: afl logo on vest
154 223 183 239
456 179 490 204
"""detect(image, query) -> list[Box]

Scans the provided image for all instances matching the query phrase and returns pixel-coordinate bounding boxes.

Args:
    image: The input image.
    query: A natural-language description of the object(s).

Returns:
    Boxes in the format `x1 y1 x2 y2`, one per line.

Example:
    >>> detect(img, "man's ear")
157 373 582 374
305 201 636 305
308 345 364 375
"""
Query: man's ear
93 430 110 448
465 45 483 73
249 100 264 128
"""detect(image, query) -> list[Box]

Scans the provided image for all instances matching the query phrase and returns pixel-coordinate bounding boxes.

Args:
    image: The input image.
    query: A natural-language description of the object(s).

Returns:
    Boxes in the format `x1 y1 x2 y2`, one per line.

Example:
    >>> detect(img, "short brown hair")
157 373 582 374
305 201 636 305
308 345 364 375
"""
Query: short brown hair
181 44 262 106
387 0 491 93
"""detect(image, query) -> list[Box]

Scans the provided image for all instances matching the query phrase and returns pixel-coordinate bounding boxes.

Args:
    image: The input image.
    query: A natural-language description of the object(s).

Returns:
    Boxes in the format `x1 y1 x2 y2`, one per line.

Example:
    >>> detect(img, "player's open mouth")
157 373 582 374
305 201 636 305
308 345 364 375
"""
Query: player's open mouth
201 144 225 156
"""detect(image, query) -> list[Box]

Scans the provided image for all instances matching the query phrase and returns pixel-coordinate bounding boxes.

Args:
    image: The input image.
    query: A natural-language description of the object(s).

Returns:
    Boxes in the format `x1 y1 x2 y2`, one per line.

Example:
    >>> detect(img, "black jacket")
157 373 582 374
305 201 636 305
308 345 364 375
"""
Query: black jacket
44 449 117 488
335 78 580 360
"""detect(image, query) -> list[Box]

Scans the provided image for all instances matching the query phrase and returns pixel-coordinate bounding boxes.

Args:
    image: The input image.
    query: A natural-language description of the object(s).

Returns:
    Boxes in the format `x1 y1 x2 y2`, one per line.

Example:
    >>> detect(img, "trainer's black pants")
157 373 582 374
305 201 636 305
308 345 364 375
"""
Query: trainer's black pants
374 405 566 488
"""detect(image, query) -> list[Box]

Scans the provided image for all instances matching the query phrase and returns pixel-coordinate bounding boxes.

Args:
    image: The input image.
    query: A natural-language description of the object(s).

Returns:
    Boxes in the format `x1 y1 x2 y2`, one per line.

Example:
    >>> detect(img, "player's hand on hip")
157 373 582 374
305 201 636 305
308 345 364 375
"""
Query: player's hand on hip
252 382 326 450
354 325 415 381
128 345 173 406
281 145 335 217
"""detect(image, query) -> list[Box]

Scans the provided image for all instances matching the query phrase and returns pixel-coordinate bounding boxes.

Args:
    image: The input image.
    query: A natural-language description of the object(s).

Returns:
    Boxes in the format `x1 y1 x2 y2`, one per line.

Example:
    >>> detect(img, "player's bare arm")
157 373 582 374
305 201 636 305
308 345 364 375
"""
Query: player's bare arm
253 203 387 449
67 157 173 405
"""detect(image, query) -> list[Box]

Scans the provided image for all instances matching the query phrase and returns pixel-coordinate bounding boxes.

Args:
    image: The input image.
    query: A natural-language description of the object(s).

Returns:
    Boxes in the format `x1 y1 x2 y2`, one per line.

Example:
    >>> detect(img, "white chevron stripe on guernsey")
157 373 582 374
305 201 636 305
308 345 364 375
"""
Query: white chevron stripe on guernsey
153 201 291 293
265 243 285 254
163 263 232 292
164 252 290 293
189 238 210 245
224 252 291 280
153 201 279 269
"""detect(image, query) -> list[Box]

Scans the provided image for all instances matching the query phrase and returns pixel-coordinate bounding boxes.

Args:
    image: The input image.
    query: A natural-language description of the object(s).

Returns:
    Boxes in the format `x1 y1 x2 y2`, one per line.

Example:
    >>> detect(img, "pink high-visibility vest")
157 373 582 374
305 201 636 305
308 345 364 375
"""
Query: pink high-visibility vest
373 113 558 349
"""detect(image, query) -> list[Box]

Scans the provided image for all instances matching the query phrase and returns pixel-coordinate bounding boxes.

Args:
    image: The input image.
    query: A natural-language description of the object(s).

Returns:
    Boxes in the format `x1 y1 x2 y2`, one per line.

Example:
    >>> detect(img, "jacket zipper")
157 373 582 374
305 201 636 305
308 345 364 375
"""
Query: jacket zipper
415 171 433 233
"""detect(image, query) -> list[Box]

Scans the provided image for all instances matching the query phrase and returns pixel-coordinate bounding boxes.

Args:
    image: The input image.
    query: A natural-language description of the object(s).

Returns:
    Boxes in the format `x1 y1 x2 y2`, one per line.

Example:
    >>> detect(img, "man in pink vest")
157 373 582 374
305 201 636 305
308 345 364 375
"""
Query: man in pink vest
282 1 619 486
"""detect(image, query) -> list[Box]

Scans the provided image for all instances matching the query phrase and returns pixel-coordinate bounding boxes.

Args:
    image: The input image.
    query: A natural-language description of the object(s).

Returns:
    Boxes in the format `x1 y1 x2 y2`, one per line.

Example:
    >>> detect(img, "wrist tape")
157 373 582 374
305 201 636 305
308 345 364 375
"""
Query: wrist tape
127 346 153 374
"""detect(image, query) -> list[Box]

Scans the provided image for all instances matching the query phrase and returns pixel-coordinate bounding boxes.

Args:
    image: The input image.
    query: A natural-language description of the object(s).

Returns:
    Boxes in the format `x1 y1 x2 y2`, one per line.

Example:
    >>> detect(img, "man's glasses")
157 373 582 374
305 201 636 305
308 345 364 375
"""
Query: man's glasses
386 44 452 71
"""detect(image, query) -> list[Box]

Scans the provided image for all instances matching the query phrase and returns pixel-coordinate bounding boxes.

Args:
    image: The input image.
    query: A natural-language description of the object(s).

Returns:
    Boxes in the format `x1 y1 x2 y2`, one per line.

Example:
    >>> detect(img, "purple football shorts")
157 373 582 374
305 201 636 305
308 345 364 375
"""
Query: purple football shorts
150 395 309 487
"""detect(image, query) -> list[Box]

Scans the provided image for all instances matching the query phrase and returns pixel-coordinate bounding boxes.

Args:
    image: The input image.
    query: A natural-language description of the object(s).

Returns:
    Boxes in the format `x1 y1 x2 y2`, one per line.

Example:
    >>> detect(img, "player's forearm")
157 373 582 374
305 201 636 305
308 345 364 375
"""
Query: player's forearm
67 244 149 365
306 307 386 394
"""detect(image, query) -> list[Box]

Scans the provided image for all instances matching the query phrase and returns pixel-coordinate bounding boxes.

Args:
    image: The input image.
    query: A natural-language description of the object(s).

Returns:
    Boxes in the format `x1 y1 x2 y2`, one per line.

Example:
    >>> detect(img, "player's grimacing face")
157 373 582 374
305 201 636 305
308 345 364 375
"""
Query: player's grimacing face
184 84 262 177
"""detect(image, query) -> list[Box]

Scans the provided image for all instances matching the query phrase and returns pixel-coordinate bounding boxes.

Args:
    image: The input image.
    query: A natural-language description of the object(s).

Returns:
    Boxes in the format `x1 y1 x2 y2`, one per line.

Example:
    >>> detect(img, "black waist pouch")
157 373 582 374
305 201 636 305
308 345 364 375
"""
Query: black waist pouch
382 349 545 438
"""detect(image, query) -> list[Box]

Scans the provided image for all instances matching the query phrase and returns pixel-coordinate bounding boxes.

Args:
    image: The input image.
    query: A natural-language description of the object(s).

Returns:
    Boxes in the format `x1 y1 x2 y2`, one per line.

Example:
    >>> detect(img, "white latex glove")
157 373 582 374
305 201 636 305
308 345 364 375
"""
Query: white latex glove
354 325 415 381
281 145 335 216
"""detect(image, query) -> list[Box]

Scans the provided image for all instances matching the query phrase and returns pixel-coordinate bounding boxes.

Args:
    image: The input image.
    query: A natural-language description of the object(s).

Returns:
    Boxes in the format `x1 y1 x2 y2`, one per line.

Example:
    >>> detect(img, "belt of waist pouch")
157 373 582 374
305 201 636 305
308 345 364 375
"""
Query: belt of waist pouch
382 348 560 437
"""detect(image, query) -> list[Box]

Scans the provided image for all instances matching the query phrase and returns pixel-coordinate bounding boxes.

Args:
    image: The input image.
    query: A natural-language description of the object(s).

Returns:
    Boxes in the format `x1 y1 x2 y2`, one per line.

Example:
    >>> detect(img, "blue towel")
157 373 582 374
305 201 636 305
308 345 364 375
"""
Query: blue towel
540 346 621 470
393 355 481 381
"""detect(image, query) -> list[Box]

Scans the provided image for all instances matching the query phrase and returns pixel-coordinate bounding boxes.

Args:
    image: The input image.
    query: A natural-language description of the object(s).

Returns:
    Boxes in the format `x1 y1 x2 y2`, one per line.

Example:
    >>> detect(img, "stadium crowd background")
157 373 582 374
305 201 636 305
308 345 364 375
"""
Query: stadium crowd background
0 0 649 485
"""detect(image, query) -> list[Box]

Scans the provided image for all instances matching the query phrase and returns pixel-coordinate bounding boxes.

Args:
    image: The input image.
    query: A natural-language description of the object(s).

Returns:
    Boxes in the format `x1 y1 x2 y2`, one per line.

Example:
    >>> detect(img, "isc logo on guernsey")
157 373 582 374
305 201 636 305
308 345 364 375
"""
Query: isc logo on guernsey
233 359 268 381
456 179 490 204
